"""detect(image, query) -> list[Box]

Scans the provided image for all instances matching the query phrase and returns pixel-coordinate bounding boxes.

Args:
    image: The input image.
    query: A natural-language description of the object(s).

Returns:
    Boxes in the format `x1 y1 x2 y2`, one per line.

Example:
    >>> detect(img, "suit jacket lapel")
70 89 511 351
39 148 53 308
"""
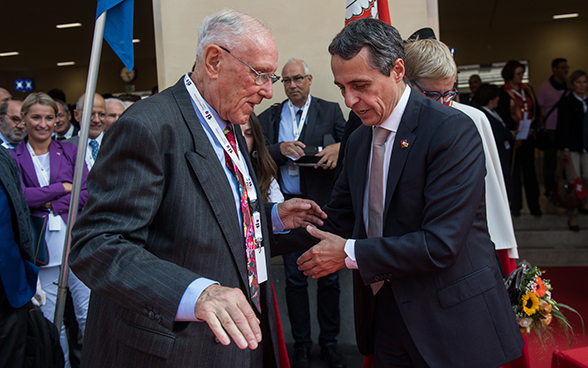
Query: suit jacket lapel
352 126 372 238
300 98 318 142
172 79 249 289
49 141 63 184
384 94 420 216
15 142 40 188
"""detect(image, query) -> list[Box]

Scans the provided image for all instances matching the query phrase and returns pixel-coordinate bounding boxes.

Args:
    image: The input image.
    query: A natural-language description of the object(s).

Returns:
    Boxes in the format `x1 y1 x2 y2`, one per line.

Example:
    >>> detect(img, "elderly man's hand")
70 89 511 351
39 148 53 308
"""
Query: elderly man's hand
315 143 340 170
280 141 306 160
297 225 347 278
195 285 261 350
277 198 327 230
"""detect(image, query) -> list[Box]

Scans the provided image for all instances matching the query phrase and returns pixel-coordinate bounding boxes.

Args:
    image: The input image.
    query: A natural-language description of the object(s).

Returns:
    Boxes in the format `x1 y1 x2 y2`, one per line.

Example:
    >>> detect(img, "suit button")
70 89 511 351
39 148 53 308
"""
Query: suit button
148 311 155 319
143 308 149 316
374 276 380 281
214 337 221 344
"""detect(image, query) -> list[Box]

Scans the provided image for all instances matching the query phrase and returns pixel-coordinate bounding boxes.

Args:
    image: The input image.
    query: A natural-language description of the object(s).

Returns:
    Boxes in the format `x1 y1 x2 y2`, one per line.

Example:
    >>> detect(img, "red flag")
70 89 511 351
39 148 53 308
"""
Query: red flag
574 177 587 199
346 0 391 25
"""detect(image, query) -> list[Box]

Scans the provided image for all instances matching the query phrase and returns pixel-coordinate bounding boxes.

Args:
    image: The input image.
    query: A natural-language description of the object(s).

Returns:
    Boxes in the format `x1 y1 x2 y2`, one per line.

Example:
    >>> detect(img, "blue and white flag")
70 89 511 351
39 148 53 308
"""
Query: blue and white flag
97 0 134 71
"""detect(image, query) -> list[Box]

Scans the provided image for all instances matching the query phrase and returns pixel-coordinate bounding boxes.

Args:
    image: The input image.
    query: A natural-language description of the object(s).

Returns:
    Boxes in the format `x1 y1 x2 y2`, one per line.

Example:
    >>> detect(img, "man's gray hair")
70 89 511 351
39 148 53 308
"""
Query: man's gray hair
285 58 310 75
404 38 457 82
328 18 404 76
55 99 69 113
195 9 269 65
105 98 127 112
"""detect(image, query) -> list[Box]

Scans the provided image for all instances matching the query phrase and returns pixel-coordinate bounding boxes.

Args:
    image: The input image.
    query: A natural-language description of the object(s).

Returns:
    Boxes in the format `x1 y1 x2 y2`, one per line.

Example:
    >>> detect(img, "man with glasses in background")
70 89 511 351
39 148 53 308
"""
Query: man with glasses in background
66 93 106 170
0 99 25 150
259 59 346 368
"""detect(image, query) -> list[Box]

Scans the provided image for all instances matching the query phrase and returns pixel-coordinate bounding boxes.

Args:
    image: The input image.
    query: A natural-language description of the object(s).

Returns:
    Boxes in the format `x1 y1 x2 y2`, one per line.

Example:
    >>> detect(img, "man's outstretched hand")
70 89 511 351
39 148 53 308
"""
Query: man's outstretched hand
277 198 327 230
297 225 347 278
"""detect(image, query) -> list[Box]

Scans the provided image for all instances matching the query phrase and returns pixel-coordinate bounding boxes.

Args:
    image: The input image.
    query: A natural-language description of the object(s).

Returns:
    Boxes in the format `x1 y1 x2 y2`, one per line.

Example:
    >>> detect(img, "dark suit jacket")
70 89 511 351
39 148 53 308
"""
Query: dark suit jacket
557 93 587 151
480 107 514 175
321 91 523 367
69 78 285 368
258 97 345 206
0 147 37 309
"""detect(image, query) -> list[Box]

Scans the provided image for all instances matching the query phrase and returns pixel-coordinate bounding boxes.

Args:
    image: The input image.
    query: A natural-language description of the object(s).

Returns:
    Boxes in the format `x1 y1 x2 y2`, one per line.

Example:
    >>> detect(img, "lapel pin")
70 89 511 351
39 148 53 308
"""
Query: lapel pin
57 152 61 155
401 139 409 148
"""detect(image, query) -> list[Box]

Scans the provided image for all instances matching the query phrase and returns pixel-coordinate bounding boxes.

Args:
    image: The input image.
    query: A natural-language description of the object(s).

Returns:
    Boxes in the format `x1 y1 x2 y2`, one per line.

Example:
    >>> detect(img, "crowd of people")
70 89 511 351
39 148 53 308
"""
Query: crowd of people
466 58 588 231
1 8 586 368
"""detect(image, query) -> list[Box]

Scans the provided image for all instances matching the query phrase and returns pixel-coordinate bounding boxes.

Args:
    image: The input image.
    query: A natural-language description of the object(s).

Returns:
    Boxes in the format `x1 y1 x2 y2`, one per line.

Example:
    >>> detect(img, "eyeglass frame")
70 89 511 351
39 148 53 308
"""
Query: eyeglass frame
1 113 23 126
410 78 459 103
218 46 280 85
281 75 309 86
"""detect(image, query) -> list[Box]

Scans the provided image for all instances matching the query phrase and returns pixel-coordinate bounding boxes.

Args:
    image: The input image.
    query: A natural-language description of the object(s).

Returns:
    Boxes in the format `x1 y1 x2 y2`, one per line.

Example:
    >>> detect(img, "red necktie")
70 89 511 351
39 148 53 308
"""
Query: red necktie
223 126 261 313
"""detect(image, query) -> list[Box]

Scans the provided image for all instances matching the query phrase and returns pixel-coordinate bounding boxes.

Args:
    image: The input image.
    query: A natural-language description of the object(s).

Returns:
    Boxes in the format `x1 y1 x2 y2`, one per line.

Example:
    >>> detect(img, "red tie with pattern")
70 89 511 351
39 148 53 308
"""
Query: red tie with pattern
223 126 261 313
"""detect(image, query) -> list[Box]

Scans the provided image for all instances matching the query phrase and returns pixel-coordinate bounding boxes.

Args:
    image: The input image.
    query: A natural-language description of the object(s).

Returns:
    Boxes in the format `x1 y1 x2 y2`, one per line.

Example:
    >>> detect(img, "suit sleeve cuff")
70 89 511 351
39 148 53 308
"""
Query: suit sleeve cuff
344 239 358 269
175 278 219 321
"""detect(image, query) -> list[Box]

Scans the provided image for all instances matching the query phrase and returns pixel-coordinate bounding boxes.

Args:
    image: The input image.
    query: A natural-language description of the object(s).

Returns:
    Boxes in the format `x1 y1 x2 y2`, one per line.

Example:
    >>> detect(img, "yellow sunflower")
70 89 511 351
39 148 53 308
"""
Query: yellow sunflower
522 291 540 316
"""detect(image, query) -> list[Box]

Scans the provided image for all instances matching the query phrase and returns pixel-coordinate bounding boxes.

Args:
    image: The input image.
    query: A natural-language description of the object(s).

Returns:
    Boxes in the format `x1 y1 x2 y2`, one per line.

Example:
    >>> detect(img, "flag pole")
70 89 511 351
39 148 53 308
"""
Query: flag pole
53 11 107 332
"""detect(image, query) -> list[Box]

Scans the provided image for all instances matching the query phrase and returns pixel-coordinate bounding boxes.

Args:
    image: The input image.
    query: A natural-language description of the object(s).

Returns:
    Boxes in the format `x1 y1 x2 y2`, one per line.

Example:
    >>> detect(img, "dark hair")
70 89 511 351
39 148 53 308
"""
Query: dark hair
501 60 525 82
472 83 500 107
328 18 404 76
246 113 278 202
47 88 66 103
118 93 141 103
569 69 587 86
552 58 567 69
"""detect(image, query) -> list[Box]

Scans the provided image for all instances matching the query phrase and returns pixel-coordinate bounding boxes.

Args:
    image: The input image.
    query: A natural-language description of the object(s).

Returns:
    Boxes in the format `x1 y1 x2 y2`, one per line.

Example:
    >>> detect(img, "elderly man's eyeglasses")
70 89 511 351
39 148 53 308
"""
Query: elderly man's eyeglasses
218 46 280 85
410 79 459 103
1 113 23 125
282 75 308 85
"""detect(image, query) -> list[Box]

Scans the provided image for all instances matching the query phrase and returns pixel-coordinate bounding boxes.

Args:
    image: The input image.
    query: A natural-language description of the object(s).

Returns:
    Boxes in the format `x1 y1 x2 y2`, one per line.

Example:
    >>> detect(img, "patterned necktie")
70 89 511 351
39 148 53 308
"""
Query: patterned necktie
296 109 302 123
368 127 390 294
223 126 261 313
89 140 99 160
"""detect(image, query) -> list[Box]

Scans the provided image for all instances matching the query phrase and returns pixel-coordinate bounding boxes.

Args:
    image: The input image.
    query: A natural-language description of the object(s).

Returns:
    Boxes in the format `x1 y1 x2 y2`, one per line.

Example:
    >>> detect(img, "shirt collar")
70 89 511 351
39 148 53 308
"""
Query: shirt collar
377 85 411 134
88 131 104 144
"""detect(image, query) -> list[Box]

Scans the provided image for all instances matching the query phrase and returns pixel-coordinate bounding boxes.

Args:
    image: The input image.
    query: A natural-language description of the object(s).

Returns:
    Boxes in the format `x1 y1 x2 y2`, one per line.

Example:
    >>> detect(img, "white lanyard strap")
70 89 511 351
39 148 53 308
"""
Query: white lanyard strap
511 88 529 120
26 142 50 187
183 74 263 244
85 143 95 168
288 97 311 141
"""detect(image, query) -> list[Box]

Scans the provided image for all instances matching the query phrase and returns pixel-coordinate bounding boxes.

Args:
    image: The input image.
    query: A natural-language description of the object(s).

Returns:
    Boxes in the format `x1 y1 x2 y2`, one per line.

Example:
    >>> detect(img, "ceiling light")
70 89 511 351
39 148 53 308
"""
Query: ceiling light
0 51 19 57
57 61 75 67
132 39 141 43
56 22 82 29
553 13 579 19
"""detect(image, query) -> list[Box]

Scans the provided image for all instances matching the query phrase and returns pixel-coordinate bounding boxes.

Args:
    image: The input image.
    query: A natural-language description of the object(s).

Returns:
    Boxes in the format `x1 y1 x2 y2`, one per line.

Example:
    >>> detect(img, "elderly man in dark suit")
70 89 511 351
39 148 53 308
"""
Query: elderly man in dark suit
69 9 325 368
296 19 524 367
258 59 346 368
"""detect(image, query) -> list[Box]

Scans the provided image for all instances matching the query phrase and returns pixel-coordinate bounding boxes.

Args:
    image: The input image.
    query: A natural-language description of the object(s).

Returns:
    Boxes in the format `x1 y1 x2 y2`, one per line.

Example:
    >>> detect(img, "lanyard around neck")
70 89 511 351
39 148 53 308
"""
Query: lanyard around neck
288 96 311 141
183 73 263 244
26 142 50 187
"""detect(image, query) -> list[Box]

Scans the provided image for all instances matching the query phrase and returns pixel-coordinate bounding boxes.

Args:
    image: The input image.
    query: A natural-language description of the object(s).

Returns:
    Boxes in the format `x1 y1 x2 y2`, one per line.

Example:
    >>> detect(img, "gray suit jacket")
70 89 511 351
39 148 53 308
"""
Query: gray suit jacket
69 78 281 367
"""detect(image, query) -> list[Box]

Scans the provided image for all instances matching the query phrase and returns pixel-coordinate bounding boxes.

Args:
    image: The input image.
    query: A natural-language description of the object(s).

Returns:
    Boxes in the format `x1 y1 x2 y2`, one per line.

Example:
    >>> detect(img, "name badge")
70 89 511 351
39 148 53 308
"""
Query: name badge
255 247 268 284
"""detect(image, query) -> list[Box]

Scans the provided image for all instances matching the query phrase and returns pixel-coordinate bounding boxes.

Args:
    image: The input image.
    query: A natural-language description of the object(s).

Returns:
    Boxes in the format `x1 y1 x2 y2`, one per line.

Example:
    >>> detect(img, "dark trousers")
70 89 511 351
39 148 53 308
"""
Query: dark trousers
0 285 28 368
373 283 429 368
511 139 541 213
543 130 558 197
283 250 340 349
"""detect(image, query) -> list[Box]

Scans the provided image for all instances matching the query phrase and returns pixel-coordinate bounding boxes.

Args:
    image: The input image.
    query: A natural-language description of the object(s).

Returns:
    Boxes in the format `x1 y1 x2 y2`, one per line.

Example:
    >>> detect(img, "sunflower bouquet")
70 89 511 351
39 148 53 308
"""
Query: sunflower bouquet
504 261 584 345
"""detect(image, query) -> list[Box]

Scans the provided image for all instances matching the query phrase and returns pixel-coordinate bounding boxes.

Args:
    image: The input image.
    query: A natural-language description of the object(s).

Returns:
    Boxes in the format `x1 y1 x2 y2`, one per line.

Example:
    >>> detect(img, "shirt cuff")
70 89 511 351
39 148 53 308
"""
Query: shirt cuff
344 239 358 269
175 278 219 321
271 203 288 233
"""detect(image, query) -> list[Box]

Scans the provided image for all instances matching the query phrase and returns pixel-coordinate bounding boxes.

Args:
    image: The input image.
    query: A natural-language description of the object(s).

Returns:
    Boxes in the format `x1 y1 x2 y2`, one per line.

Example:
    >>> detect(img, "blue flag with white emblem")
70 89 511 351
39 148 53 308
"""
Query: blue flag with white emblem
96 0 134 71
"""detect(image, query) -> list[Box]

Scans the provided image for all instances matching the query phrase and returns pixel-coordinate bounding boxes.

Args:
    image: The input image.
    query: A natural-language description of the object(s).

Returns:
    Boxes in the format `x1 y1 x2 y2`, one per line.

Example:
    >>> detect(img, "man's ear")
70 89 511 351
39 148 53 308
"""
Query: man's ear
391 58 405 83
203 45 223 80
307 74 313 85
74 110 81 122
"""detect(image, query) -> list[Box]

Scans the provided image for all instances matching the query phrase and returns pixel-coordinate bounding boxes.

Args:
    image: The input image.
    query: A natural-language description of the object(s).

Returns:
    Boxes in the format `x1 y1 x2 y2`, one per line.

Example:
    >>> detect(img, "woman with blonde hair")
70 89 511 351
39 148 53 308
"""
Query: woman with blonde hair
12 92 90 368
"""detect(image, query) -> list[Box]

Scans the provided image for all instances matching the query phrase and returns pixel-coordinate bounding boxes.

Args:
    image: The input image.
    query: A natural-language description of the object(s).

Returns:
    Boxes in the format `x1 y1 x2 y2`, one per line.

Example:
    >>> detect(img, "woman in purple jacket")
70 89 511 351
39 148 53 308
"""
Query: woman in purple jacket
13 92 89 367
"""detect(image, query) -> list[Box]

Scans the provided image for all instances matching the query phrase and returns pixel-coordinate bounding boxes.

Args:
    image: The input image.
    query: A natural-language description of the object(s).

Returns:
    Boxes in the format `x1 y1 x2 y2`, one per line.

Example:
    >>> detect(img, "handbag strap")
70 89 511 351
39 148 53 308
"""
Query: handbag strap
544 89 568 121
